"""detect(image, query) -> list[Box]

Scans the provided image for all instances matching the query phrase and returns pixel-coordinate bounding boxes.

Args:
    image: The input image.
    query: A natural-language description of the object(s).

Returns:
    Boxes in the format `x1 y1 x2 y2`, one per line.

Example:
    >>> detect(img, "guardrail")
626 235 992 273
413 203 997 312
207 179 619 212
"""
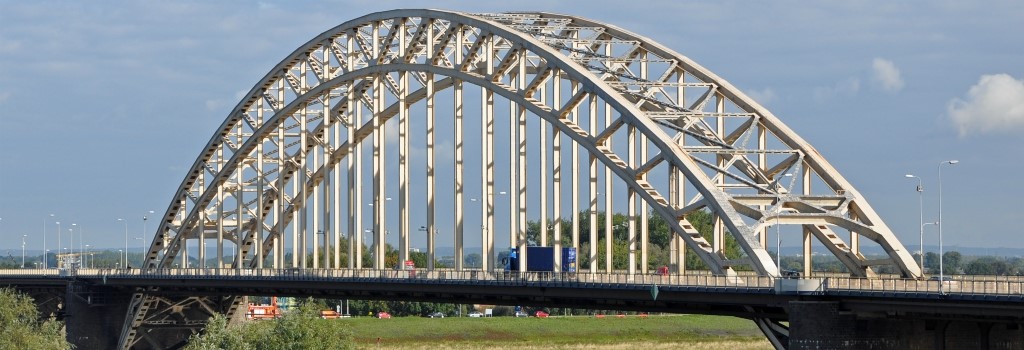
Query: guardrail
2 268 1022 299
0 268 774 288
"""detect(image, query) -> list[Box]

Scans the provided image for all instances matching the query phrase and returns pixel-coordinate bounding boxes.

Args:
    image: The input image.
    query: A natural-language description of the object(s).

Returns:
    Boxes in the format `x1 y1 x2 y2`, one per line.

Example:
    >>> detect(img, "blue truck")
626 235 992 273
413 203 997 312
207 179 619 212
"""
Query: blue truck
504 246 577 272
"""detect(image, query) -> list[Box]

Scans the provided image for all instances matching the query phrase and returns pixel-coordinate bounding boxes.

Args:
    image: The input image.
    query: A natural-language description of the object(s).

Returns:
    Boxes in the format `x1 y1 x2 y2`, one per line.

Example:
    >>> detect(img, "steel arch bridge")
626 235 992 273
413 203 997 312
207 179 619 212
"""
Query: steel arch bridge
119 9 921 349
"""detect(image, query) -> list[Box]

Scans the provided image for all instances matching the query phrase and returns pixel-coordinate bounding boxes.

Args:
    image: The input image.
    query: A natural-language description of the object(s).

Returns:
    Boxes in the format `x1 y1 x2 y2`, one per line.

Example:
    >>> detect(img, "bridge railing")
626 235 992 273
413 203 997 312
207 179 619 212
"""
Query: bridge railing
2 268 1022 298
0 268 772 289
826 276 1024 296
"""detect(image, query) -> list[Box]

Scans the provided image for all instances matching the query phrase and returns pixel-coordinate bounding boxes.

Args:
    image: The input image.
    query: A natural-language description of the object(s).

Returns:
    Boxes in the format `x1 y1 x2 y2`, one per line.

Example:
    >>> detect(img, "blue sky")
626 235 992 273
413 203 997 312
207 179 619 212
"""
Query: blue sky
1 1 1022 254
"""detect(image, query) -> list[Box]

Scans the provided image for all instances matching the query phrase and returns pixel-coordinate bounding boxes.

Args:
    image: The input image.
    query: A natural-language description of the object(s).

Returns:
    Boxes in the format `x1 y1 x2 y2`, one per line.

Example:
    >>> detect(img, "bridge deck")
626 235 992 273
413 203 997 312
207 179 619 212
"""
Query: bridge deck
3 268 1022 302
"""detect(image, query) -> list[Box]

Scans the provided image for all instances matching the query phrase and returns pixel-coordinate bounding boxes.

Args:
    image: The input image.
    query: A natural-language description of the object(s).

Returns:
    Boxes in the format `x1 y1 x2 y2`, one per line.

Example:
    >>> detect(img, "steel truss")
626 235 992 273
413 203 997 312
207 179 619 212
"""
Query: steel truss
119 9 920 349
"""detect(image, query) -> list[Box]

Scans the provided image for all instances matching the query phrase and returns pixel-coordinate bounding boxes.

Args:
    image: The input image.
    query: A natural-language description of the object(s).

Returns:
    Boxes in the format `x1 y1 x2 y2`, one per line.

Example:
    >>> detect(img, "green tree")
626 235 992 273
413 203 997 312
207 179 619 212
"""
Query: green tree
964 258 995 275
923 252 940 273
409 251 428 268
182 314 248 350
186 299 353 350
647 243 669 270
0 288 71 350
678 210 746 270
964 256 1012 275
1012 257 1024 275
942 251 963 274
646 211 672 248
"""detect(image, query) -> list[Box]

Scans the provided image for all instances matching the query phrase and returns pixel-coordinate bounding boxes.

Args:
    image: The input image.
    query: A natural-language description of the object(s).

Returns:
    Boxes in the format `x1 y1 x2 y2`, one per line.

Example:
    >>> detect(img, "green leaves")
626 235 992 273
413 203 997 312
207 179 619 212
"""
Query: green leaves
0 288 71 350
184 299 354 350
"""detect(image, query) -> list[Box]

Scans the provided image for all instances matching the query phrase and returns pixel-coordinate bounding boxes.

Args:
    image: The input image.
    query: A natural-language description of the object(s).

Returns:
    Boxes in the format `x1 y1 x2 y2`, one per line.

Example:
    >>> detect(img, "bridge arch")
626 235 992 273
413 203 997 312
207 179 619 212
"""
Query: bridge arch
145 8 920 278
122 9 920 349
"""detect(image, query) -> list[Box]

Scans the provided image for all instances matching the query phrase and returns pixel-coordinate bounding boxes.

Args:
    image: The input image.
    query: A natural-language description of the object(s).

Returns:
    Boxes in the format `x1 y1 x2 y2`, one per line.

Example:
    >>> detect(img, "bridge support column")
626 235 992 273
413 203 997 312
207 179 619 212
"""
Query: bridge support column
787 301 1024 350
64 283 131 349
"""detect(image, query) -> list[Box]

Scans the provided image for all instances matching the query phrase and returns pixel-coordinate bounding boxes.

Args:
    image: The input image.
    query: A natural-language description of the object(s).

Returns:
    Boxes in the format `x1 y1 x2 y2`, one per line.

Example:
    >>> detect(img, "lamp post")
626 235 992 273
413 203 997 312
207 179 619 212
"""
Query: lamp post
118 218 128 267
922 221 938 271
775 173 792 276
776 207 782 275
938 160 958 291
69 224 76 258
363 229 373 262
133 237 143 268
317 230 325 268
419 225 438 270
143 210 155 257
22 234 27 268
78 224 84 259
43 214 54 268
85 244 91 268
69 228 76 268
904 174 925 274
469 197 485 270
368 198 390 268
55 221 61 262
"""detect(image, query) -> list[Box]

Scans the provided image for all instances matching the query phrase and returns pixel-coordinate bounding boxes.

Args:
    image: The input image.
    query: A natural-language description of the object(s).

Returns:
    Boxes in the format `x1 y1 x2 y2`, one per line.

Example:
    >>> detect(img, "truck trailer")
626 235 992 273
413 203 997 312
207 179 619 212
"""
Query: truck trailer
504 246 577 272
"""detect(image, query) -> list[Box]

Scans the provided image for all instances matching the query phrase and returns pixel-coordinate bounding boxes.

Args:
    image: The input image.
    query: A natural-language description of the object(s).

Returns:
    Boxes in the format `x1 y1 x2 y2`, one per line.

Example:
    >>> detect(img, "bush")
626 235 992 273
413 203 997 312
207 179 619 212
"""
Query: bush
0 288 71 350
185 299 353 350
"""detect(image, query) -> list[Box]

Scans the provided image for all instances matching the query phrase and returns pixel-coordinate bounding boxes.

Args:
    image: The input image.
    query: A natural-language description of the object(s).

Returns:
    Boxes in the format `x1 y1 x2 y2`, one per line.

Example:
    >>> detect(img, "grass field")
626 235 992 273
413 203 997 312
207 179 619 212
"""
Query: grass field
342 314 771 349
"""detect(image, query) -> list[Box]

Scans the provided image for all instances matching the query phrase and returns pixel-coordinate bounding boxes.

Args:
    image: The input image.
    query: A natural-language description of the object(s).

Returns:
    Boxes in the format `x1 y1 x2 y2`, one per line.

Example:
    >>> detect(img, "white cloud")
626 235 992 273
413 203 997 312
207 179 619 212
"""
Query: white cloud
205 91 250 112
948 74 1024 136
745 87 776 105
871 58 904 92
384 119 401 145
205 99 226 111
813 77 860 101
0 38 21 54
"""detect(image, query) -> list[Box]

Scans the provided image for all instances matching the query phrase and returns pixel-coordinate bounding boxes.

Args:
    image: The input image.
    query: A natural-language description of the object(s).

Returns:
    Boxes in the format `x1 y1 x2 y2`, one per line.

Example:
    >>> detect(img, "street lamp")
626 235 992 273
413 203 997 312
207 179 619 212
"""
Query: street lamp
937 160 958 289
78 224 84 259
55 221 61 261
143 210 155 256
419 225 439 270
363 229 373 260
69 225 76 258
904 174 925 274
22 234 27 268
368 198 391 260
118 218 128 267
419 226 439 236
85 244 91 268
133 237 143 268
43 214 54 269
775 173 793 276
921 222 938 271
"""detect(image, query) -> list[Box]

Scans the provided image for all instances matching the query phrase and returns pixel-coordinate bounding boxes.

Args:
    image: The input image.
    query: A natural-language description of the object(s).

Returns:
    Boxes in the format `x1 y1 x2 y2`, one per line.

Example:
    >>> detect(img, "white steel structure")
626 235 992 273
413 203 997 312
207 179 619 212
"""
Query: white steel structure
120 10 920 349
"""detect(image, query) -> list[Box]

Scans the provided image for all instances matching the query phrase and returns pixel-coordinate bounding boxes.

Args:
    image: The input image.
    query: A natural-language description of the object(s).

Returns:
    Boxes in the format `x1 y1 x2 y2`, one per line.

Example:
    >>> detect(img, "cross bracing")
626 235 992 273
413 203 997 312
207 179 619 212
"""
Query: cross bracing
119 9 920 349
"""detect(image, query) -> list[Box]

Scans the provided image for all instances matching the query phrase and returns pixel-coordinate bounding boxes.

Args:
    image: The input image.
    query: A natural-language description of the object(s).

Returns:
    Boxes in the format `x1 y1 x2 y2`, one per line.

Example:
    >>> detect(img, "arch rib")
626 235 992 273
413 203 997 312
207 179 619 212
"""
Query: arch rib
122 10 922 349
